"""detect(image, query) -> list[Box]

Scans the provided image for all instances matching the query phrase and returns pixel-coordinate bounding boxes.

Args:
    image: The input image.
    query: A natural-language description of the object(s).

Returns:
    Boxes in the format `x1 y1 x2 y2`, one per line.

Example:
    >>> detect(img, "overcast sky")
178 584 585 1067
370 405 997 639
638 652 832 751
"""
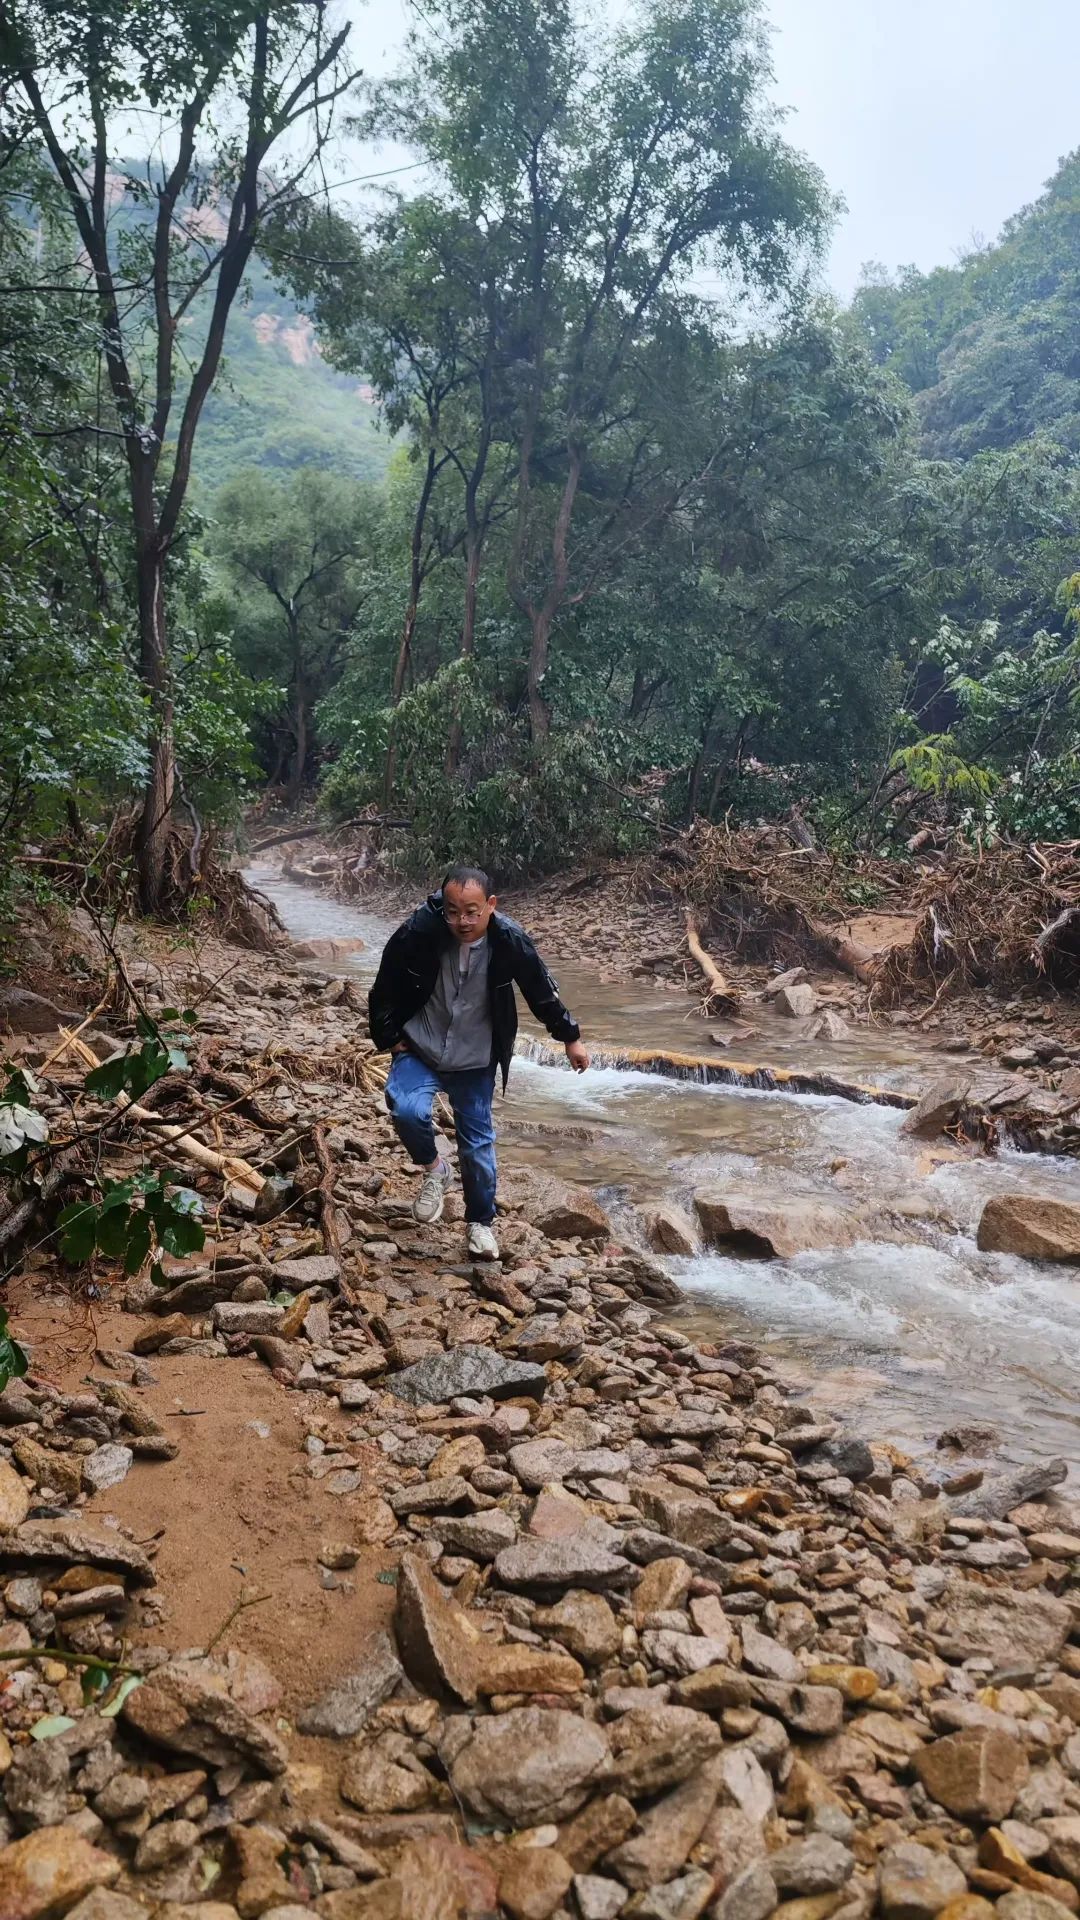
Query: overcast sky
348 0 1080 299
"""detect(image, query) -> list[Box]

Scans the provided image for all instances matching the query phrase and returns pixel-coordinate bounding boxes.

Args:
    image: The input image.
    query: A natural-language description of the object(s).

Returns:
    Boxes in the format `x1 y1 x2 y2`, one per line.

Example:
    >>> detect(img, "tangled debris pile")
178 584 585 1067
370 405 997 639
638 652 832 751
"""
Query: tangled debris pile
2 928 1080 1920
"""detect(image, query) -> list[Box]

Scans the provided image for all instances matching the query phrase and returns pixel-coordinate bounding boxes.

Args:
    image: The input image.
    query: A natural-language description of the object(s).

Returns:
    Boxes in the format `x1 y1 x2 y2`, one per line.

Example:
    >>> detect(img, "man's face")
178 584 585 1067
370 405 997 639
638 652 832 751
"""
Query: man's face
443 879 496 944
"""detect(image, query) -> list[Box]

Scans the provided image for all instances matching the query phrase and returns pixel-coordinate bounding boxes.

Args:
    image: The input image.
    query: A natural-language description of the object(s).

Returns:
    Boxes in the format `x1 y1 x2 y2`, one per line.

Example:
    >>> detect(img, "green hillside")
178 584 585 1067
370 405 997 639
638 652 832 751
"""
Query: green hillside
188 258 393 500
850 149 1080 459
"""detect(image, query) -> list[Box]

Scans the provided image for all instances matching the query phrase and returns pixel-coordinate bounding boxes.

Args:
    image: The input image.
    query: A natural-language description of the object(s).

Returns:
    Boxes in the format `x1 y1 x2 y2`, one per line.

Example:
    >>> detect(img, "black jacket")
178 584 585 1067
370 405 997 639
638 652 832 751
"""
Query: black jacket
368 891 580 1088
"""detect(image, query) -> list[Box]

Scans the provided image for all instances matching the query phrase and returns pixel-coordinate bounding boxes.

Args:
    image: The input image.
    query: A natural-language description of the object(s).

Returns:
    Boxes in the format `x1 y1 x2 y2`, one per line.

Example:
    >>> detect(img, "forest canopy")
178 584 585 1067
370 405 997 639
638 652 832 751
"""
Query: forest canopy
1 0 1078 898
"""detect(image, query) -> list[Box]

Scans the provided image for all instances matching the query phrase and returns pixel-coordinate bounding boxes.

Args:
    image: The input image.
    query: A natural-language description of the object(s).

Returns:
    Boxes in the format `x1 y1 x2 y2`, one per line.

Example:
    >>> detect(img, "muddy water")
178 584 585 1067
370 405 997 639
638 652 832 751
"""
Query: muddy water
251 867 1080 1474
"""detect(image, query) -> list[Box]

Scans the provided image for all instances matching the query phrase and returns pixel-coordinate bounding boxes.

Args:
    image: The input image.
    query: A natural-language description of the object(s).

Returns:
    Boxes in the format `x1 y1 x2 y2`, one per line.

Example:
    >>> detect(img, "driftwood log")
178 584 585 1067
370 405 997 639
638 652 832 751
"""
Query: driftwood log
685 914 740 1011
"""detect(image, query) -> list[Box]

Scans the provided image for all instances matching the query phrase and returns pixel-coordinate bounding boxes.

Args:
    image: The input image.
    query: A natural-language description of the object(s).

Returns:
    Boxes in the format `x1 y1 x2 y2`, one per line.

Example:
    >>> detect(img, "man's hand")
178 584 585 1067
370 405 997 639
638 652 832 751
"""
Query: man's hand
391 1041 409 1055
565 1039 590 1073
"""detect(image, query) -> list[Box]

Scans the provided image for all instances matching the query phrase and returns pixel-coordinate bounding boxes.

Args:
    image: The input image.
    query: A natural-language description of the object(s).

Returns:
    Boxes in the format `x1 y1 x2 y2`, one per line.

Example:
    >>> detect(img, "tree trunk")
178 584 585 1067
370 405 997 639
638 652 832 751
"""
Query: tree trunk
287 612 306 806
527 606 553 742
446 533 483 775
134 535 176 914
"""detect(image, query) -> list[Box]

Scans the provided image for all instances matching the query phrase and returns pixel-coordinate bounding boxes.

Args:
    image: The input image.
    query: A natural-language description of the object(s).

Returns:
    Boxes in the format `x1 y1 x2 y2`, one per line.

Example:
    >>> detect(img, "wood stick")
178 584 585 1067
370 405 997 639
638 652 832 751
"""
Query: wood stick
38 995 110 1075
311 1121 366 1311
685 914 740 1010
49 1029 264 1194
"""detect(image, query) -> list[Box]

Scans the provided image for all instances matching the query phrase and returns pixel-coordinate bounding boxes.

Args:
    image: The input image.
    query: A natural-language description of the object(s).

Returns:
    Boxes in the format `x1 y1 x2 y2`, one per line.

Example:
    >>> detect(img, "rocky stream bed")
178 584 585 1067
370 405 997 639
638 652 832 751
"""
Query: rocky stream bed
2 899 1080 1920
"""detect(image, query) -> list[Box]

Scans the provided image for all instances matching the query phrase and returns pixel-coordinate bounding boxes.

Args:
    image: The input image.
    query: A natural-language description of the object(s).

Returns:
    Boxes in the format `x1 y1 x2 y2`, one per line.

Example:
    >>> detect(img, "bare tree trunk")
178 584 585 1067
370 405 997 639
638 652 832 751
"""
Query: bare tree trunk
134 534 176 914
527 606 554 742
384 448 440 806
446 533 483 774
287 611 306 806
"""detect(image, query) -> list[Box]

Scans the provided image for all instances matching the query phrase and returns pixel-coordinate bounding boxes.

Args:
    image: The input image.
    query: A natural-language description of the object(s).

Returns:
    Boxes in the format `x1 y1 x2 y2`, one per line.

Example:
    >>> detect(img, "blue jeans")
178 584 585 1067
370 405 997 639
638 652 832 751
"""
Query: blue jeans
385 1050 497 1225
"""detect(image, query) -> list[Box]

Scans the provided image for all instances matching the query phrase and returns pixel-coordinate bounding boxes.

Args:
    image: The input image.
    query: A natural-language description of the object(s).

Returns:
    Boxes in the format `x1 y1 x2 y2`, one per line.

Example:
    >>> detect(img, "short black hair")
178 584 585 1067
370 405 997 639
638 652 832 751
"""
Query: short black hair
442 864 493 897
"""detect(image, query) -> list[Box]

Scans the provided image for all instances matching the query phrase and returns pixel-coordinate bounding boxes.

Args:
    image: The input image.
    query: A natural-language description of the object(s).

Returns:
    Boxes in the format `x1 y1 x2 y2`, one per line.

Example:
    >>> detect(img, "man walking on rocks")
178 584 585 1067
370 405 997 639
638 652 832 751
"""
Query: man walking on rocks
369 865 589 1261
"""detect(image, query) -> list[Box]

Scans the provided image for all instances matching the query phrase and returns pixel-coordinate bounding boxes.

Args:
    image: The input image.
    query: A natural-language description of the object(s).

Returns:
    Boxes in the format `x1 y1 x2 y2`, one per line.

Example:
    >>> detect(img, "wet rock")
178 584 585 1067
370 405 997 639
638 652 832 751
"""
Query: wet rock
0 1458 31 1531
66 1894 147 1920
950 1458 1068 1521
806 1011 850 1042
878 1843 967 1920
608 1703 723 1797
132 1313 191 1353
533 1591 621 1666
13 1435 82 1501
81 1445 133 1494
0 1522 155 1584
496 1845 574 1920
900 1077 971 1140
715 1748 776 1825
926 1577 1071 1669
641 1204 699 1257
498 1168 611 1241
494 1534 633 1591
388 1474 470 1517
0 987 73 1032
0 1826 121 1920
810 1433 875 1482
997 1897 1080 1920
711 1861 779 1920
4 1738 71 1829
388 1345 547 1406
429 1510 518 1560
133 1817 200 1873
573 1874 629 1919
340 1732 439 1815
751 1682 844 1736
635 1479 732 1550
977 1196 1080 1262
774 985 817 1019
673 1665 754 1711
509 1439 631 1491
915 1728 1030 1823
123 1660 289 1773
607 1761 721 1889
297 1631 403 1737
272 1254 341 1288
440 1706 611 1826
394 1553 480 1702
741 1621 803 1682
768 1837 855 1897
692 1192 855 1258
510 1313 587 1363
210 1302 284 1336
978 1829 1080 1909
1041 1819 1080 1889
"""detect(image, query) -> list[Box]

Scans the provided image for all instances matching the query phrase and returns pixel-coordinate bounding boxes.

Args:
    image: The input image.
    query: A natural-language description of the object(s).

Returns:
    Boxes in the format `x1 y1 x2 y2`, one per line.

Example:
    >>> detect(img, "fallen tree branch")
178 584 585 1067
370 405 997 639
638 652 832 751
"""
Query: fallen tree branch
685 914 740 1011
249 816 410 855
48 1029 264 1195
0 1146 79 1258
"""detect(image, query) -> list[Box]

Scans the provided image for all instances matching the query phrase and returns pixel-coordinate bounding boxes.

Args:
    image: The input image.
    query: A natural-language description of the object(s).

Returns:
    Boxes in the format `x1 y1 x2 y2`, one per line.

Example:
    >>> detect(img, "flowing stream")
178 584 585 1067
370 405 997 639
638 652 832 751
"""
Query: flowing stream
250 865 1080 1477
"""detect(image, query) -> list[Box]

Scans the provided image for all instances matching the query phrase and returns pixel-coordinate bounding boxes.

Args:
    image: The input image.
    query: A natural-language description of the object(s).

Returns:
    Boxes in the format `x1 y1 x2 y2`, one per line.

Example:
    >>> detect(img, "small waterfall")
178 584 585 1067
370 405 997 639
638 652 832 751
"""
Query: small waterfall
514 1034 915 1111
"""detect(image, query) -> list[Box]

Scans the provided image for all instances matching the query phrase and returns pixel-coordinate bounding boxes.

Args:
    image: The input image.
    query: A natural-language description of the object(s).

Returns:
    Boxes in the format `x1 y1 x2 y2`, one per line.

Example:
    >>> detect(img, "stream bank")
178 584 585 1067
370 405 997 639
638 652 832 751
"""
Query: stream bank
252 864 1080 1473
2 890 1080 1920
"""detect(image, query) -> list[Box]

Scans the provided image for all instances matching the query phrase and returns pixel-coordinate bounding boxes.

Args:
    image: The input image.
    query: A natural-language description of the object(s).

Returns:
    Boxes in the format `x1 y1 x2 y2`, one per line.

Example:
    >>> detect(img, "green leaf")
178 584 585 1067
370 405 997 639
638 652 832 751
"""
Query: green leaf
160 1212 205 1257
101 1674 142 1717
122 1210 153 1275
57 1203 99 1264
83 1056 128 1099
95 1206 133 1259
0 1309 28 1393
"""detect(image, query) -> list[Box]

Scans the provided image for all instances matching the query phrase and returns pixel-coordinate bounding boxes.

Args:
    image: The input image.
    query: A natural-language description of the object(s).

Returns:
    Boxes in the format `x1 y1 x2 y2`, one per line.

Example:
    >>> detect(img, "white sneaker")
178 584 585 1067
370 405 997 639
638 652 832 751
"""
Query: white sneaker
413 1158 451 1224
466 1222 500 1262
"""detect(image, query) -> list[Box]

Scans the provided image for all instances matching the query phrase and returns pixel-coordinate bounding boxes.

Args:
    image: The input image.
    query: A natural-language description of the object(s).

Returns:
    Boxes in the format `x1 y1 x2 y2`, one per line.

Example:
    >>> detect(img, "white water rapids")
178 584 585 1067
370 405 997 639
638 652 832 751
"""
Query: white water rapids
250 865 1080 1477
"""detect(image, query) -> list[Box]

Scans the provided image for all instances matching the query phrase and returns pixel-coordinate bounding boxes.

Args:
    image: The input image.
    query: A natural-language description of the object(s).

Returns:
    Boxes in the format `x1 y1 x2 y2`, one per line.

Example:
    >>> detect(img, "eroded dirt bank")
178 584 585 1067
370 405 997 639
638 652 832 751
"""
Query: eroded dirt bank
2 909 1080 1920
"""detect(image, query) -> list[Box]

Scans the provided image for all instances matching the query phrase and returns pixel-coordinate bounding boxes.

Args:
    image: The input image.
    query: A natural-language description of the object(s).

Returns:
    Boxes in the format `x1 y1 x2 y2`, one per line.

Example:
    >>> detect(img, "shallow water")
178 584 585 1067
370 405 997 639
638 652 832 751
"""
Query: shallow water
250 865 1080 1473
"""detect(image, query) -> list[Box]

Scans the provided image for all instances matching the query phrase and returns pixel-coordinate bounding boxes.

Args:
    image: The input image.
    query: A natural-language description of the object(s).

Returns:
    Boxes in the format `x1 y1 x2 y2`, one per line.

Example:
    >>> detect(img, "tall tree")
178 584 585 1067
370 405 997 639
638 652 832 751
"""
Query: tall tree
213 467 379 801
0 0 359 908
400 0 831 741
